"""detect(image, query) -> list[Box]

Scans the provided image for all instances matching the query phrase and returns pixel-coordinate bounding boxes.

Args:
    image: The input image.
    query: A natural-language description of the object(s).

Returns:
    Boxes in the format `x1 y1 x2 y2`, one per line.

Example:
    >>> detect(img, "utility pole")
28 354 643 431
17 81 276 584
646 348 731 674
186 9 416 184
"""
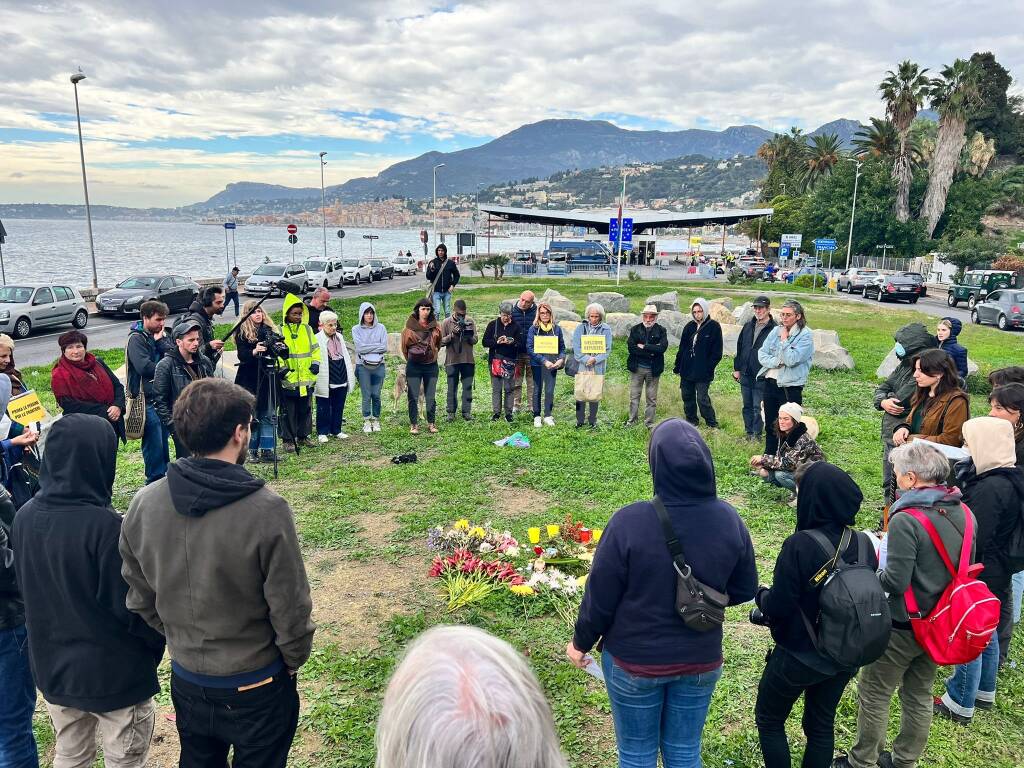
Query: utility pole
615 168 627 286
432 163 446 248
845 159 863 271
71 71 98 291
319 152 328 260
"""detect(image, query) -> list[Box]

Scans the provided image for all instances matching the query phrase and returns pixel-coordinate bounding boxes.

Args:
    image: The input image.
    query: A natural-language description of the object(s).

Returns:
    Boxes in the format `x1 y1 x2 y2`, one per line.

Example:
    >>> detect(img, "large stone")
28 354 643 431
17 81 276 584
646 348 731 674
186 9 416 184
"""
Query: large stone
733 302 755 326
876 349 979 378
588 291 630 314
541 288 576 313
813 345 855 371
708 301 734 325
552 307 581 323
711 297 734 310
657 310 691 338
811 329 841 349
721 323 742 356
605 312 640 338
645 290 679 312
387 332 404 357
558 320 580 338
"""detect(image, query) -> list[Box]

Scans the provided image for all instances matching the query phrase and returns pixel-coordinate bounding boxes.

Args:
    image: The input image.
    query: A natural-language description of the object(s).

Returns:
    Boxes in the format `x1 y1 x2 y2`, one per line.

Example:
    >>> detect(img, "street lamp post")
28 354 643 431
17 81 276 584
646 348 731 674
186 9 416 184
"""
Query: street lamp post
432 163 446 248
319 152 328 261
844 159 863 271
71 71 98 292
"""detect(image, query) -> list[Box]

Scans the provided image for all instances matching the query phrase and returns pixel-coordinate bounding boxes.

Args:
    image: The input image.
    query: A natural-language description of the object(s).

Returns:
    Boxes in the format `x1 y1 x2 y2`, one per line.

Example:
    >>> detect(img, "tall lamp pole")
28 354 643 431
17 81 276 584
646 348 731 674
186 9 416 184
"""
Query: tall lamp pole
432 163 445 248
615 168 627 286
319 152 328 260
71 71 98 291
844 159 863 271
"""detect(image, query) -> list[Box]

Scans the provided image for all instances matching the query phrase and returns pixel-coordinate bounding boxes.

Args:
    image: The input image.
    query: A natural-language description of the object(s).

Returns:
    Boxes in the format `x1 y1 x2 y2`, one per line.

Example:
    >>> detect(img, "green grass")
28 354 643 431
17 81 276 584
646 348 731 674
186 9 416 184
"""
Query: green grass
26 279 1024 767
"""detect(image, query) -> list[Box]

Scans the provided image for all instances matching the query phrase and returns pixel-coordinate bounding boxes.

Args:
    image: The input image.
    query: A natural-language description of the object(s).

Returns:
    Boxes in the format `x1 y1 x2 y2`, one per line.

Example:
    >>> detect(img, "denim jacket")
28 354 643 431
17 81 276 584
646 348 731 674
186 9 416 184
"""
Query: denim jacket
572 322 613 374
757 325 814 386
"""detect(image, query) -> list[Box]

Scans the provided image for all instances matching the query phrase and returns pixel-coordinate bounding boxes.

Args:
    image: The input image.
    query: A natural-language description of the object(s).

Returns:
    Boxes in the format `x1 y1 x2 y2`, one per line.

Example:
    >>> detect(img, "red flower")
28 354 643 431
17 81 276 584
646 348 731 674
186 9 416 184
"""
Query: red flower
533 545 543 555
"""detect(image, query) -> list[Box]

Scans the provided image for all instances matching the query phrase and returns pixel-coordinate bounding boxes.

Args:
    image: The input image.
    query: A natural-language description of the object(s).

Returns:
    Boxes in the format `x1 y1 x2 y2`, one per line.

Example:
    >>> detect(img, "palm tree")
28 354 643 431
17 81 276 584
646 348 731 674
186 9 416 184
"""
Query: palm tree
921 59 984 238
852 118 899 159
801 133 843 191
879 61 932 222
756 135 783 169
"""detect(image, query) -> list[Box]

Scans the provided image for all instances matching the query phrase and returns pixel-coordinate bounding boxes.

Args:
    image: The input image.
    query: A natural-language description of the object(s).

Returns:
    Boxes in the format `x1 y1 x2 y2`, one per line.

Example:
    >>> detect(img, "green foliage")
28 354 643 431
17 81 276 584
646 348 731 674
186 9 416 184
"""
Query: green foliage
933 175 998 239
937 231 1009 281
967 51 1024 158
793 274 818 288
852 117 899 160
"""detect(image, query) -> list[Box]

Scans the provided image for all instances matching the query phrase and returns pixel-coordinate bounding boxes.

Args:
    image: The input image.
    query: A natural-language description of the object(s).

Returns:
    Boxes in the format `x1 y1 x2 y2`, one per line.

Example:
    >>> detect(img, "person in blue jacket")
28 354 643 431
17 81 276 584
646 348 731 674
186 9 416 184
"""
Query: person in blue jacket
937 317 968 381
571 304 613 428
758 300 815 455
526 301 565 428
567 418 758 768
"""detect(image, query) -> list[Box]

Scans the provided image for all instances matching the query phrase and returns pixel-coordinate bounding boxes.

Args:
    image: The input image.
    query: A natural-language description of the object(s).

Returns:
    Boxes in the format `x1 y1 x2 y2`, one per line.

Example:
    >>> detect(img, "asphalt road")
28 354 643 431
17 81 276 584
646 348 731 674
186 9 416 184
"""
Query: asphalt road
15 275 425 368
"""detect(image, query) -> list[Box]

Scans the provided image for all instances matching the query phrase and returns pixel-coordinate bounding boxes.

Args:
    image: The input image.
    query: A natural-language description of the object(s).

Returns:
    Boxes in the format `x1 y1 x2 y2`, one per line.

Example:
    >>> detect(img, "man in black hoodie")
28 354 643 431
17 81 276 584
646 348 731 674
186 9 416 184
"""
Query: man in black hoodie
754 462 877 768
13 414 165 768
179 286 225 363
120 378 315 768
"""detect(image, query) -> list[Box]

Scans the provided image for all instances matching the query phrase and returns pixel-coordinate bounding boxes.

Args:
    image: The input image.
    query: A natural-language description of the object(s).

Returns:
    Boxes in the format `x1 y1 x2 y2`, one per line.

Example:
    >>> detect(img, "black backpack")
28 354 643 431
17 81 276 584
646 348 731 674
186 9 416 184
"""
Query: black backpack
799 527 891 669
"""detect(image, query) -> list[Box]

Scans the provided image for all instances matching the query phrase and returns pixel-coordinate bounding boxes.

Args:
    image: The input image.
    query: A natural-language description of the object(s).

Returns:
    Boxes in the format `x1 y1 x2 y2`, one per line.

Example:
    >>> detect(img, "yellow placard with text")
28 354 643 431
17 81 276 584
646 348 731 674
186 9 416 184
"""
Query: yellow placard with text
580 335 607 355
533 335 559 355
7 390 48 426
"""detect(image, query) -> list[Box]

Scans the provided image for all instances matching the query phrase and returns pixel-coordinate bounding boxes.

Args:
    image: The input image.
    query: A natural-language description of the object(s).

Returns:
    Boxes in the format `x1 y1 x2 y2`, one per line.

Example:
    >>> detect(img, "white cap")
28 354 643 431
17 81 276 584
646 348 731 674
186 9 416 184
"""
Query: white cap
778 402 804 422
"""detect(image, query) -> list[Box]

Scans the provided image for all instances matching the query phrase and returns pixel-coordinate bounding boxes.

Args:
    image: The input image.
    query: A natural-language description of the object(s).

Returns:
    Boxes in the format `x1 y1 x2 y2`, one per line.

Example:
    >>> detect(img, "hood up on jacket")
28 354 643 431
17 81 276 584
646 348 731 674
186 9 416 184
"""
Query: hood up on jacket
282 293 309 327
963 416 1018 474
941 316 963 339
893 322 936 363
0 373 11 414
357 301 380 328
648 418 716 501
796 461 863 531
35 413 117 508
166 458 266 518
691 298 711 324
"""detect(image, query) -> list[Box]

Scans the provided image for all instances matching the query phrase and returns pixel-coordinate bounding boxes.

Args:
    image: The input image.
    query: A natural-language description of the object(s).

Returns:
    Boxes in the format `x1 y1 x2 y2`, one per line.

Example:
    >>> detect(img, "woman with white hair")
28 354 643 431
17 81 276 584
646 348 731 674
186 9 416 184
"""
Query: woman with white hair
314 310 355 442
376 625 567 768
571 303 613 428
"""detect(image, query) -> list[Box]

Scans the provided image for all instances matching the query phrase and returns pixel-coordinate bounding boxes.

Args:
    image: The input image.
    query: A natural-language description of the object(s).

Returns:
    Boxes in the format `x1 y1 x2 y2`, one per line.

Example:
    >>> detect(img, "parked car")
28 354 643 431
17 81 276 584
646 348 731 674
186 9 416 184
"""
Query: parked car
836 268 880 293
392 255 418 276
947 269 1015 309
368 259 395 281
736 257 766 278
0 284 89 339
864 274 921 303
244 263 310 296
546 251 569 275
341 258 373 284
303 259 345 289
898 271 928 297
971 289 1024 330
96 274 200 316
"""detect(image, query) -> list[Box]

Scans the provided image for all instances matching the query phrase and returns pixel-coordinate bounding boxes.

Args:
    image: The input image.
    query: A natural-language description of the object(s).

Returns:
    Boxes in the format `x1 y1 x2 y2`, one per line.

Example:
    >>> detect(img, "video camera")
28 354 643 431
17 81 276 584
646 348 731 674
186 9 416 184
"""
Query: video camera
256 326 289 363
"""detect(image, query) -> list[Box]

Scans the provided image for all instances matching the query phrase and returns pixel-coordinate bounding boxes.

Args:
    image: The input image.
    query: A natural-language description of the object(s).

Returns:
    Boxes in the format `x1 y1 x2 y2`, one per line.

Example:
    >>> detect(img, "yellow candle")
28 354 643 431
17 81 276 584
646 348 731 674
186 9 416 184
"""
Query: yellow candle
546 524 560 539
527 527 541 544
593 528 603 543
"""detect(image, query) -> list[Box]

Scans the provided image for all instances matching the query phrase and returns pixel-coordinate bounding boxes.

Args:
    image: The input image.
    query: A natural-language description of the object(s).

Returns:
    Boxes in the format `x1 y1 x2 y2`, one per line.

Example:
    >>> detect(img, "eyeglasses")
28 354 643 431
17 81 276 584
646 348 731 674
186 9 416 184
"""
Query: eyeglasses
779 311 796 318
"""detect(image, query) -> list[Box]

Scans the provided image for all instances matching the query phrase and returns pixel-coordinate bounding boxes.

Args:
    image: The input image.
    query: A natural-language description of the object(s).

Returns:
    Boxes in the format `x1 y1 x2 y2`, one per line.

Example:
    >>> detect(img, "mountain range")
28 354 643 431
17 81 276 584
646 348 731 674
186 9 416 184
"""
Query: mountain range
195 117 863 209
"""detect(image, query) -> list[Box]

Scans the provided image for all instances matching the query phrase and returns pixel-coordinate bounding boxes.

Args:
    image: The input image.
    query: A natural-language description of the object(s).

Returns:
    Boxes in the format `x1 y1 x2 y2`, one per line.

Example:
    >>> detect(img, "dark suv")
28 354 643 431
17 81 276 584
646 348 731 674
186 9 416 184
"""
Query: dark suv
947 270 1014 309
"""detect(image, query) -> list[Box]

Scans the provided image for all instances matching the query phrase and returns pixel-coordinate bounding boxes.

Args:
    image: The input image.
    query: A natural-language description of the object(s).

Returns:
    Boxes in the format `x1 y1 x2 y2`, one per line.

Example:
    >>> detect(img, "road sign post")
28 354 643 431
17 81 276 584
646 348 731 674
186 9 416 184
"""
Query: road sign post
337 229 345 259
0 218 7 285
223 222 236 270
363 233 379 260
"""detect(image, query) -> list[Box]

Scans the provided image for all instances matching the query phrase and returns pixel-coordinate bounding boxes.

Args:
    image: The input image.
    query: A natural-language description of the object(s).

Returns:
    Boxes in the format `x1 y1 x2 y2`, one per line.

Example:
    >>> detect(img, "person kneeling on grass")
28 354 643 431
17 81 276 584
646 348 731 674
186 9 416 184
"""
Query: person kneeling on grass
314 311 355 442
750 402 824 502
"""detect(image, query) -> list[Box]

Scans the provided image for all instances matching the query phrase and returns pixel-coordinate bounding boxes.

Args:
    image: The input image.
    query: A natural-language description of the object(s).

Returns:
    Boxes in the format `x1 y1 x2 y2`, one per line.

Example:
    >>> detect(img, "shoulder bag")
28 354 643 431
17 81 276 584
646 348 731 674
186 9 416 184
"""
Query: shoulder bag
123 339 146 440
653 496 729 632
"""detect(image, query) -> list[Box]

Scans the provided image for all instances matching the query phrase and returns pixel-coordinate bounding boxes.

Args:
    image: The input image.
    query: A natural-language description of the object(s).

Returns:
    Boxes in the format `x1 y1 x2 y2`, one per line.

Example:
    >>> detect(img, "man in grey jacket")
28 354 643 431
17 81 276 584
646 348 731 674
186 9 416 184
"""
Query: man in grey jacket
120 378 315 768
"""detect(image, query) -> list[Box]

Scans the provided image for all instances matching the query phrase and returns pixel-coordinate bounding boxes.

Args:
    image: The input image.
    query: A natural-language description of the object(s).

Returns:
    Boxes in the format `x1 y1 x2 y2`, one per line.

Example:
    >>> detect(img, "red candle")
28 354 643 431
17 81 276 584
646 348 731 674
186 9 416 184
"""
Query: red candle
580 528 592 543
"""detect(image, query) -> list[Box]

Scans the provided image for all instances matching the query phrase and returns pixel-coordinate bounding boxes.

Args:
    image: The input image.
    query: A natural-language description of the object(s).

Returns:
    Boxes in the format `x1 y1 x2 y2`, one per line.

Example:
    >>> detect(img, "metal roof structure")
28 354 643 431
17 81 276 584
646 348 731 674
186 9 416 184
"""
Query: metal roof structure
478 204 773 234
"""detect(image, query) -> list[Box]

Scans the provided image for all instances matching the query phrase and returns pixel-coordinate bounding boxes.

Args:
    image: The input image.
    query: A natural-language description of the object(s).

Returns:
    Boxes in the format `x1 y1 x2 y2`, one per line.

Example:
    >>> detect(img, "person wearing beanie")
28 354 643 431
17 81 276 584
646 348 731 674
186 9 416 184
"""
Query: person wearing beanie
674 298 723 428
626 305 669 428
482 301 524 422
750 402 824 500
936 317 968 381
51 330 127 442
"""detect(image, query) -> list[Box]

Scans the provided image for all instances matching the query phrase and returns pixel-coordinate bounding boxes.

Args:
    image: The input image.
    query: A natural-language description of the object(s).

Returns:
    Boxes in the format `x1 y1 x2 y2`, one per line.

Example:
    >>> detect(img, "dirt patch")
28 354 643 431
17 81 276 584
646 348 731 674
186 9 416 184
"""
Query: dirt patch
146 706 180 768
485 478 556 517
307 549 423 651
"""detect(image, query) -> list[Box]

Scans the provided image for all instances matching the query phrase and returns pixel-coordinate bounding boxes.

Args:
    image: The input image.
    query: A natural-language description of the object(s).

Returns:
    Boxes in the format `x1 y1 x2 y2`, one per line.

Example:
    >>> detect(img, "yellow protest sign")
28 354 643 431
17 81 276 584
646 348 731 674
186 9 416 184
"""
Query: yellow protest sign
533 335 559 355
7 390 48 426
580 335 607 355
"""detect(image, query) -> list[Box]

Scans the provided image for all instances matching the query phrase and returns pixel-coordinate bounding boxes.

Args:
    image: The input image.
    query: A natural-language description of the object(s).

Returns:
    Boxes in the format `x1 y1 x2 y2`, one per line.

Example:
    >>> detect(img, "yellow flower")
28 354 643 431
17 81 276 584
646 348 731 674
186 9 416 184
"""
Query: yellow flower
509 585 535 596
469 526 487 538
453 519 470 531
576 574 589 587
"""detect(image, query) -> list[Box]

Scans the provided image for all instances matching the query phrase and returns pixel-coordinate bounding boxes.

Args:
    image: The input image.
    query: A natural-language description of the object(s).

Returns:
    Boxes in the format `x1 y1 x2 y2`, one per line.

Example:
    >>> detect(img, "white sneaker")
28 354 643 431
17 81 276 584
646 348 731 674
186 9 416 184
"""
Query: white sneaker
533 416 542 428
334 432 348 440
318 434 329 444
363 419 373 434
543 416 555 427
371 418 381 432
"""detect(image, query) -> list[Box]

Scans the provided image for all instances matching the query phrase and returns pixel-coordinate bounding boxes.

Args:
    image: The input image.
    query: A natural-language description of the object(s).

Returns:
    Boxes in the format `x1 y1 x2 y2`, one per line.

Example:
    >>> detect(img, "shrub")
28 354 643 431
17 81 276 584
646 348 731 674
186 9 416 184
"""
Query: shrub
794 274 825 288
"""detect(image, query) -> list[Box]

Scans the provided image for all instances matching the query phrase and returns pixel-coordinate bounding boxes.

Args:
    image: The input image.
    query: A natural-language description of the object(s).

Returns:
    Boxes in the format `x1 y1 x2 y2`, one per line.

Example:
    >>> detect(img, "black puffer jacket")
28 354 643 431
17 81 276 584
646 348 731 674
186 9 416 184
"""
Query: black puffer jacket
756 462 876 672
674 317 723 382
0 487 21 630
152 348 215 428
181 301 221 363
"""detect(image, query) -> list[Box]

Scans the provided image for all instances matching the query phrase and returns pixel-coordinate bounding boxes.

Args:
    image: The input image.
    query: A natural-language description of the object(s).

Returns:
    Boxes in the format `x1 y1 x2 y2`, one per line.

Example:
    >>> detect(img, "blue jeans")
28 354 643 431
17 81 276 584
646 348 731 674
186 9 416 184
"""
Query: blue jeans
602 649 722 768
140 404 171 484
767 470 796 491
316 387 348 435
225 290 240 316
1013 570 1024 624
739 373 765 436
248 415 275 452
355 364 385 418
0 625 39 768
432 291 452 319
943 632 999 717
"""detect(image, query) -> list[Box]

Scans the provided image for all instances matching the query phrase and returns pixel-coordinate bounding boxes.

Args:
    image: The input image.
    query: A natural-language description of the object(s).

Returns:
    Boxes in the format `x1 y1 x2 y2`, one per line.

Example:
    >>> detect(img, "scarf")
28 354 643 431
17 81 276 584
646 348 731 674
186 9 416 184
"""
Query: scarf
539 321 553 332
0 360 24 396
325 333 343 361
52 353 115 405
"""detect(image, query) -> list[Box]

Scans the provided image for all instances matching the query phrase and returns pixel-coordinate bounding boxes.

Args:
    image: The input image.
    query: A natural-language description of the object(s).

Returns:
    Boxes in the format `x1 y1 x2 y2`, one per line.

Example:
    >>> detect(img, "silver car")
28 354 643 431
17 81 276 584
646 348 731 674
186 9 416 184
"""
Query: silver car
244 263 310 296
0 284 90 338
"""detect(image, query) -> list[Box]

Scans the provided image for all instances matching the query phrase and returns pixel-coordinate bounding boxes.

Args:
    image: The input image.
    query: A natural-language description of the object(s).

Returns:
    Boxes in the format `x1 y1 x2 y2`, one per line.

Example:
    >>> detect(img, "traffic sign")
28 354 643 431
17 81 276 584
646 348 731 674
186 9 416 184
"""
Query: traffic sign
813 238 838 251
781 233 802 246
779 243 792 259
608 217 634 244
288 234 298 245
337 229 346 239
420 229 428 244
287 224 297 235
223 222 236 230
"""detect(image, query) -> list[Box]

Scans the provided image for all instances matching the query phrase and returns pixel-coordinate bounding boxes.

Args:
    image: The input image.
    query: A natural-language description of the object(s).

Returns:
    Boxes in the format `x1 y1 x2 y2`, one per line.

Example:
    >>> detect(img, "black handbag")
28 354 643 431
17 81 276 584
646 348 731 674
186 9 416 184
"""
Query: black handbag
653 496 730 632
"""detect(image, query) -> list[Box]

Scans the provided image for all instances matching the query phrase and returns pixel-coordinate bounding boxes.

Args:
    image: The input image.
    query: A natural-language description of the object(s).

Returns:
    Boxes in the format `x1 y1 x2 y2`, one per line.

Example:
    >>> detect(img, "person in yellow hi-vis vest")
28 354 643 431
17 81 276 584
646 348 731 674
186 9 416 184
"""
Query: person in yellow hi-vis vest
280 293 321 452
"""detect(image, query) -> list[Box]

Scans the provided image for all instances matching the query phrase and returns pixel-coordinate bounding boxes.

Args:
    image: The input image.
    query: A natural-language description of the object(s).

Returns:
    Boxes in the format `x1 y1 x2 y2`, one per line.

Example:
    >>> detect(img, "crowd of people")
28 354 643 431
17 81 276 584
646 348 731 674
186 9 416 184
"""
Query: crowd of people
1 266 1023 768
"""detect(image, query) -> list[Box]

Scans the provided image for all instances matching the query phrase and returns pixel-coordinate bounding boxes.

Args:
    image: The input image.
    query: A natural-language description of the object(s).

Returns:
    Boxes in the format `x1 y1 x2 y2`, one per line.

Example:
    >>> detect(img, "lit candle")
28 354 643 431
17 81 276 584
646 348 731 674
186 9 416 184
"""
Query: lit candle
593 528 603 543
546 524 560 539
579 528 592 543
527 527 541 544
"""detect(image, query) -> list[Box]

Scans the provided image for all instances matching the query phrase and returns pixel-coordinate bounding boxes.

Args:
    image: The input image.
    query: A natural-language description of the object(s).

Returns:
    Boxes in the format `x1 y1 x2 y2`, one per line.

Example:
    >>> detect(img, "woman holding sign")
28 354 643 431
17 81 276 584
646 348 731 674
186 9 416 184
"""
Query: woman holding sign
571 303 613 428
50 330 126 442
527 301 565 428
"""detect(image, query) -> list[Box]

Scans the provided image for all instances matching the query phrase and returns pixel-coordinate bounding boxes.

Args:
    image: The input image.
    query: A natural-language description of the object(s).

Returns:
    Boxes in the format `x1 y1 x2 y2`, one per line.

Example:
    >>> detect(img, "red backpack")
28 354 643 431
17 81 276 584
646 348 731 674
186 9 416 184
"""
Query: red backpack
903 508 1001 665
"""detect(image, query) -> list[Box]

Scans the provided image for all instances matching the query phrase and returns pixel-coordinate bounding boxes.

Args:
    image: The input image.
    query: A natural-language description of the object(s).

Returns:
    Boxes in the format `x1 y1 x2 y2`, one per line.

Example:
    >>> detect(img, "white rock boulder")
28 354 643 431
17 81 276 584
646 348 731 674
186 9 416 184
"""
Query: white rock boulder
645 290 679 312
588 292 630 314
541 288 576 313
605 312 640 338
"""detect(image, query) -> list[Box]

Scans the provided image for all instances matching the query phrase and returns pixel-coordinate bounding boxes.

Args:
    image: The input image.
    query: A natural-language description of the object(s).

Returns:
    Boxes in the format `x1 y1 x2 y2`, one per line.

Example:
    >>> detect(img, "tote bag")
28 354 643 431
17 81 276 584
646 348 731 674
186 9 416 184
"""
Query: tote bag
573 371 604 402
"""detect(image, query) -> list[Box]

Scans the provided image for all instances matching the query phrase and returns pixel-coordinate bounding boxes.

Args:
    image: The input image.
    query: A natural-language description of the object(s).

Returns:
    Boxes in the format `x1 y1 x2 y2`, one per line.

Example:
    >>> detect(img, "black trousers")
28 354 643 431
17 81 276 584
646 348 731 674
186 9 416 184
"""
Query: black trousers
446 363 475 417
680 379 718 427
763 379 804 454
280 392 313 442
755 647 853 768
172 671 299 768
171 431 190 459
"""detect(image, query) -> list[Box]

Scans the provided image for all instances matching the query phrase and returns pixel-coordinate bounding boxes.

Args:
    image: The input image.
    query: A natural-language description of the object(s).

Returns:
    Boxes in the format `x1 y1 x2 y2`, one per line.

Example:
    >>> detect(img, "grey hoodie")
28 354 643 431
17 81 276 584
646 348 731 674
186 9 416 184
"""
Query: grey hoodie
350 301 388 365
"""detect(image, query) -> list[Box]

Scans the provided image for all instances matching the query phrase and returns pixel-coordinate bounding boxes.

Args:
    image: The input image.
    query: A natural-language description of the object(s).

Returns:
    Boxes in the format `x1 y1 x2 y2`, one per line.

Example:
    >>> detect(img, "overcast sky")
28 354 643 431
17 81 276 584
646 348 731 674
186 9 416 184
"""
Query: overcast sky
2 0 1022 207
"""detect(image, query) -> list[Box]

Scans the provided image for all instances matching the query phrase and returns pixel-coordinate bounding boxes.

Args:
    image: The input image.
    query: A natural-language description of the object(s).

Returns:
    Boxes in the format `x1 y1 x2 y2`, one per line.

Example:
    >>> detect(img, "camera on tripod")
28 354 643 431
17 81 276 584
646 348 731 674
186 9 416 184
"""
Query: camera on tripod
256 327 289 365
